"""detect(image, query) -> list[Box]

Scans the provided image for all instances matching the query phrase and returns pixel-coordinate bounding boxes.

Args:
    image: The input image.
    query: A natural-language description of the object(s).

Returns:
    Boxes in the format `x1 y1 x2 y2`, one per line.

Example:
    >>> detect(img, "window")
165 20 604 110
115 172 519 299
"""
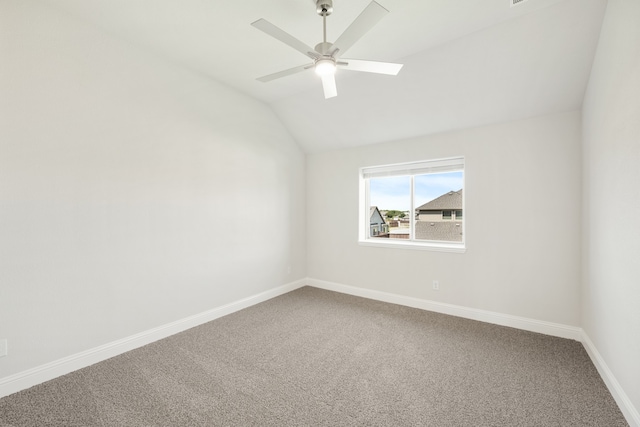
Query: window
359 157 465 252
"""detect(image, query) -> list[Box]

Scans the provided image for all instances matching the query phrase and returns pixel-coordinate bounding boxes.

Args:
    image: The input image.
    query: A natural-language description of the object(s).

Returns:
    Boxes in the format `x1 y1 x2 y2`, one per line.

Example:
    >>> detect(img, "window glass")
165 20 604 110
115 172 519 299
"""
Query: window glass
414 171 462 242
369 176 409 240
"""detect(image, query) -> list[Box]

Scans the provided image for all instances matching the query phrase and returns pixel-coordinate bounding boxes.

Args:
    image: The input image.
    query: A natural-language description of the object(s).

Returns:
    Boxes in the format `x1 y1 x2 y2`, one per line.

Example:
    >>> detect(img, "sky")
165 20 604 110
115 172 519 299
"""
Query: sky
369 171 463 211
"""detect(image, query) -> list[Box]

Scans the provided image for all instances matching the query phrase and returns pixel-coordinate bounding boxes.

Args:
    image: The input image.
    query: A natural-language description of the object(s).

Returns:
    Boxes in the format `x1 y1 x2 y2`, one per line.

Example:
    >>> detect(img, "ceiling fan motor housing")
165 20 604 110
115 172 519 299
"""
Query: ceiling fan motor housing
315 41 333 55
316 0 333 16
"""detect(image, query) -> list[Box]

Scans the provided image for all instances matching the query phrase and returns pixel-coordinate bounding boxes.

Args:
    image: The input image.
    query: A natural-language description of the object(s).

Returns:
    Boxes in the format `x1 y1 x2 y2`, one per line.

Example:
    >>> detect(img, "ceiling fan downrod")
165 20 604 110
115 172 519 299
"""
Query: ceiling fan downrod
315 0 333 54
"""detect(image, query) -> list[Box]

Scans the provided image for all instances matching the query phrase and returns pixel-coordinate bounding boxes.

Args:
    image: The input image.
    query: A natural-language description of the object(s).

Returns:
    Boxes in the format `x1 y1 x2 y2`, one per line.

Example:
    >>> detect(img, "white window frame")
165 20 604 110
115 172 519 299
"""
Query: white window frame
359 156 465 253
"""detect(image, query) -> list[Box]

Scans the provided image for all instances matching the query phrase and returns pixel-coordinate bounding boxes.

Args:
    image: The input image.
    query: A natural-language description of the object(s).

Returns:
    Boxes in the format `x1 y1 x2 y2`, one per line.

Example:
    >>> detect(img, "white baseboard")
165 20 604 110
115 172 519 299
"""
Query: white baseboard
306 278 582 340
581 331 640 427
0 279 306 399
306 278 638 426
3 278 637 427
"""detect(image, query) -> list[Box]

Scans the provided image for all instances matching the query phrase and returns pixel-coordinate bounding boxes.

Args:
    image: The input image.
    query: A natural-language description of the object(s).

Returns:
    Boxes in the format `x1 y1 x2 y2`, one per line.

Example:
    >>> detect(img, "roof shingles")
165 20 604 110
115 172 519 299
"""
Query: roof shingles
416 190 463 211
415 221 463 242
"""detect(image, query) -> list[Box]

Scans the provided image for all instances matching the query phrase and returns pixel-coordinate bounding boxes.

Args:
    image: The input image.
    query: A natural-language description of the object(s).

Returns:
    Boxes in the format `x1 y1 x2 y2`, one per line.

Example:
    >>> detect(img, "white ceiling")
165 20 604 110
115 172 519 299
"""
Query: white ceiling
42 0 607 152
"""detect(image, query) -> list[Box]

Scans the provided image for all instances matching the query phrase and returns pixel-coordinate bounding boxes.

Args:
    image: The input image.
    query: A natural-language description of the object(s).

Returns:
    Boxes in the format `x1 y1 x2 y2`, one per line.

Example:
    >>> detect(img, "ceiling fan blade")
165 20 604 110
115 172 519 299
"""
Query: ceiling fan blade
321 74 337 99
251 19 320 60
330 1 388 58
257 64 313 82
338 59 403 75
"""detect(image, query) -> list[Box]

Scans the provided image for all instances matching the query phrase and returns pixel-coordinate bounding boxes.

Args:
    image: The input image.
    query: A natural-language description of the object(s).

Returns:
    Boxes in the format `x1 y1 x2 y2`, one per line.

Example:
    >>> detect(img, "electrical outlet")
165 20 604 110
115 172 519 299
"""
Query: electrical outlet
287 266 291 275
432 280 440 291
0 339 7 357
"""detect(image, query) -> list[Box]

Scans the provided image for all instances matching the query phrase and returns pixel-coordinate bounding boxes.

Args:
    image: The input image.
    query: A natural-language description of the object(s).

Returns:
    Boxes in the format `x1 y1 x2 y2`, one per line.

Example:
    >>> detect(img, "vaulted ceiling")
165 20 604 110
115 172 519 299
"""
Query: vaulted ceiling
41 0 607 152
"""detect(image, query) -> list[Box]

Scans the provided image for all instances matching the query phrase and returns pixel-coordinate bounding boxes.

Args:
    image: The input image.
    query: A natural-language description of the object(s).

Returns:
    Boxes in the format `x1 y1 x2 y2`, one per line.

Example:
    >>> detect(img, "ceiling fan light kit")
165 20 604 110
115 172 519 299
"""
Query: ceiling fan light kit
251 0 403 99
314 58 337 76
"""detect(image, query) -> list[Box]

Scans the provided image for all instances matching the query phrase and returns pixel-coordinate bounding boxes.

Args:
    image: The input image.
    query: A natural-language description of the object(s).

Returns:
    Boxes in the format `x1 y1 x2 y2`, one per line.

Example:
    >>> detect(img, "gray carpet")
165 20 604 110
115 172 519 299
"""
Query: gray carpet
0 286 628 426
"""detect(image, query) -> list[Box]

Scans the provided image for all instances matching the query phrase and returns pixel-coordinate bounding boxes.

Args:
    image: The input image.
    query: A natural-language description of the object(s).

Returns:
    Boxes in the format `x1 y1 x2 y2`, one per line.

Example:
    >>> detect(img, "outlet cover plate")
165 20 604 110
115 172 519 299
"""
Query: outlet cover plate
0 339 7 357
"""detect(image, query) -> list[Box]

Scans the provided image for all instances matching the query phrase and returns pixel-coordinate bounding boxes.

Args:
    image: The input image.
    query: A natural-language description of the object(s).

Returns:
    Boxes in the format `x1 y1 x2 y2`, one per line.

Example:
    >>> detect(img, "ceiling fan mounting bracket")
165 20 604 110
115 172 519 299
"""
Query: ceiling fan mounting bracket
316 0 333 16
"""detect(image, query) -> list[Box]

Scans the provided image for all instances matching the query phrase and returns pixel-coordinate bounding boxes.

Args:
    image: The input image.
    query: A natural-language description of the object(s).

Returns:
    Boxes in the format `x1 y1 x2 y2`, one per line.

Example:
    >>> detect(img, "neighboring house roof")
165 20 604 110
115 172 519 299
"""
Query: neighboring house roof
416 190 463 211
415 221 463 242
369 206 386 224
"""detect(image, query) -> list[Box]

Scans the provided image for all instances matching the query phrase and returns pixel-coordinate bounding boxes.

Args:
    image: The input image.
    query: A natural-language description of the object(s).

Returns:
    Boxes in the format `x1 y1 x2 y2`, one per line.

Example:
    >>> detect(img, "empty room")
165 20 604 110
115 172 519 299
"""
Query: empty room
1 0 638 425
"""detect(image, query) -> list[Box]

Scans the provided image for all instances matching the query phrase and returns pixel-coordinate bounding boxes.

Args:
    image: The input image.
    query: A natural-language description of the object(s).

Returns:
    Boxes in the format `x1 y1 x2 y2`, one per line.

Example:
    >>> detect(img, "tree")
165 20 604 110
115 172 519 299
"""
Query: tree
385 210 405 219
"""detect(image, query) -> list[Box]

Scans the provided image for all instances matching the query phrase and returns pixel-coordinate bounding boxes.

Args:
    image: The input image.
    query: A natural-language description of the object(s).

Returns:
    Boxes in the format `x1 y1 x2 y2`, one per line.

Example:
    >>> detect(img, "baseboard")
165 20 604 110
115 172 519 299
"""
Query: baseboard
5 278 636 427
0 279 306 399
306 278 640 425
306 278 582 340
581 331 640 427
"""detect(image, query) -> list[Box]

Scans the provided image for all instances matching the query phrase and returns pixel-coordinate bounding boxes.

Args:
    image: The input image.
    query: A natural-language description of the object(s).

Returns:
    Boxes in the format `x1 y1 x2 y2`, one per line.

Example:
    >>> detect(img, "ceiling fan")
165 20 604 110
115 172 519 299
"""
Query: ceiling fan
251 0 403 99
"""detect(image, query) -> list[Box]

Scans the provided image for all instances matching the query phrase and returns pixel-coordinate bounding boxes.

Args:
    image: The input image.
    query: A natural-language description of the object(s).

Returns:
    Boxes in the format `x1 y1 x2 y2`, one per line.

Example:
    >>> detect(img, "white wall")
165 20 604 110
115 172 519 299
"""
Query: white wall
307 111 582 326
582 0 640 417
0 0 306 378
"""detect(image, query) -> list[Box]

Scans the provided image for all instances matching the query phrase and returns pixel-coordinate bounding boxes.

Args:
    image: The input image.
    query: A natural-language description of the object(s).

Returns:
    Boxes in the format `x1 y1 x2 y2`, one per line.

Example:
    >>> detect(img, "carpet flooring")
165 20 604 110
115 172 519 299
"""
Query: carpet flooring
0 286 628 426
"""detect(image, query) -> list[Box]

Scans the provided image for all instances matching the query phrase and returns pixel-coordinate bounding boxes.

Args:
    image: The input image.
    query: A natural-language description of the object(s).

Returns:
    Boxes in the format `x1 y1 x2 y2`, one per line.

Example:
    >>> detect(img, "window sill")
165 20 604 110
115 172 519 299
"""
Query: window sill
358 239 466 253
